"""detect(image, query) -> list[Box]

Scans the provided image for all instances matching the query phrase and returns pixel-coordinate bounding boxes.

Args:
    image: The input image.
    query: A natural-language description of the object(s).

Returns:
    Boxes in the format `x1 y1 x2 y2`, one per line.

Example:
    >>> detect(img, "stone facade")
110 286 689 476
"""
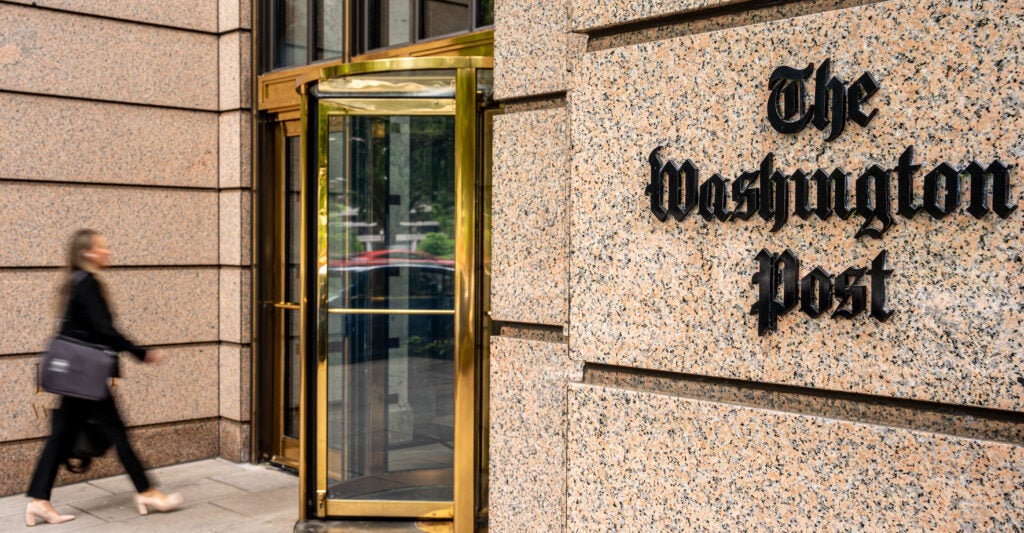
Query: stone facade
490 0 1024 530
0 1 252 495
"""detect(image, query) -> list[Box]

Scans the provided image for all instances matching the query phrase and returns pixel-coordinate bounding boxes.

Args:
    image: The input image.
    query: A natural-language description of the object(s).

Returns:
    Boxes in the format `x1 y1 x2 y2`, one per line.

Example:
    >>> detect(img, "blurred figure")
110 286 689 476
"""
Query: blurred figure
25 229 182 527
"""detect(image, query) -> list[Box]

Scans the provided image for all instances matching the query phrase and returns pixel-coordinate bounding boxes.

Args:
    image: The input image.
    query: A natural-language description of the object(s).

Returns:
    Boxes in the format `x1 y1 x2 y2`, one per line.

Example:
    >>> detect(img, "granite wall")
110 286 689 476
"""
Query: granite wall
491 0 1024 530
0 1 253 495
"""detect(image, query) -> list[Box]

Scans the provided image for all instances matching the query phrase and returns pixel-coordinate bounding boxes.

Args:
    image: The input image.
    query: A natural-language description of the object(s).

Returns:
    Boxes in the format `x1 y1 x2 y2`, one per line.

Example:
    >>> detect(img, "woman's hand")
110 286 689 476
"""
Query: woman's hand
144 350 165 364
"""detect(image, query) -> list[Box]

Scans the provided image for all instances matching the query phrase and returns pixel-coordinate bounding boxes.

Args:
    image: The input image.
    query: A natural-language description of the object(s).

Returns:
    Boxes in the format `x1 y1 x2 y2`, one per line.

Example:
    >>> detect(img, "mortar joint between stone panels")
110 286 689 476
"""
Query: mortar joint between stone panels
491 320 568 344
495 92 567 111
583 362 1024 445
0 88 221 114
0 0 229 36
584 0 888 51
0 176 222 193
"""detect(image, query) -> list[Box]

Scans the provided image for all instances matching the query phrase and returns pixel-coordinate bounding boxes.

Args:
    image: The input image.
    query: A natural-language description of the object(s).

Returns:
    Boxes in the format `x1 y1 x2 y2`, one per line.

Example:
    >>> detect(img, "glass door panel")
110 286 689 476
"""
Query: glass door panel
325 111 457 502
283 135 302 443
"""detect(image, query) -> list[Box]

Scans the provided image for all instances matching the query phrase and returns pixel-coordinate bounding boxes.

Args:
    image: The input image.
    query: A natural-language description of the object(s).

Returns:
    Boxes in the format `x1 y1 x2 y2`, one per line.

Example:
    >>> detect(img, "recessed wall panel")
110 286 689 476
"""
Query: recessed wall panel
0 93 218 188
494 0 584 99
490 337 582 532
0 183 218 267
492 108 570 326
567 383 1024 531
0 268 219 356
3 0 219 32
568 0 1024 410
0 4 218 109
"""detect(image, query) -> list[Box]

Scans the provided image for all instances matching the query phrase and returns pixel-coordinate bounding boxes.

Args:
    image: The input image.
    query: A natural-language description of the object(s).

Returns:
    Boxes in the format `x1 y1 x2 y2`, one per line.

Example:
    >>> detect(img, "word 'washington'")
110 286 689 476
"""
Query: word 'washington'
646 146 1016 239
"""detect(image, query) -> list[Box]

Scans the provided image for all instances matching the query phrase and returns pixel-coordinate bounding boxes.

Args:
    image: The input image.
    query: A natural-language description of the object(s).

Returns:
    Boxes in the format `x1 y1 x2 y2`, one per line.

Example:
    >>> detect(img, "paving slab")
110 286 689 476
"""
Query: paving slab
0 459 299 532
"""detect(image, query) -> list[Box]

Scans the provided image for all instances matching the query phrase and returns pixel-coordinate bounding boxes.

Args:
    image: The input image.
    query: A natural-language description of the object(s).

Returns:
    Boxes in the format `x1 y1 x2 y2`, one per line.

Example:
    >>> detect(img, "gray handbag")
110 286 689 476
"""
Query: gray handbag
39 270 117 401
40 336 117 401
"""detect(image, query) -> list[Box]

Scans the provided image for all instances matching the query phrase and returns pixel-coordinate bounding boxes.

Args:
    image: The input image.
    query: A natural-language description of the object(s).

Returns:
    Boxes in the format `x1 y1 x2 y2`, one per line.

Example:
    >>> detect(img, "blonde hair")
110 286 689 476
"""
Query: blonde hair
57 229 102 316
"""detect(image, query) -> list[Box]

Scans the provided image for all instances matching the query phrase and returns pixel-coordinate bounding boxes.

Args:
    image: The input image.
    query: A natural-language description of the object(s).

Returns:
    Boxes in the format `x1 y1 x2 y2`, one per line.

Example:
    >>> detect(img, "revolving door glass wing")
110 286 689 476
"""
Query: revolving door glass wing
309 59 491 522
326 111 457 502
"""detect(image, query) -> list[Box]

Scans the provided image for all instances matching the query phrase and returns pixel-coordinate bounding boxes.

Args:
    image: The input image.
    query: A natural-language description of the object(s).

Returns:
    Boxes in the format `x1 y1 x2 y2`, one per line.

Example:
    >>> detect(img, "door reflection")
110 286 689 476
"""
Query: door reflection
326 114 456 501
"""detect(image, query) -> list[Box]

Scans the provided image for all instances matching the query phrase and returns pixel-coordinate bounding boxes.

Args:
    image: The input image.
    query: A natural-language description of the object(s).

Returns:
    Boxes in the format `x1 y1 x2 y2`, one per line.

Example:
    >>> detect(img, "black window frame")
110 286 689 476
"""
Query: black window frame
350 0 493 58
261 0 349 73
259 0 494 73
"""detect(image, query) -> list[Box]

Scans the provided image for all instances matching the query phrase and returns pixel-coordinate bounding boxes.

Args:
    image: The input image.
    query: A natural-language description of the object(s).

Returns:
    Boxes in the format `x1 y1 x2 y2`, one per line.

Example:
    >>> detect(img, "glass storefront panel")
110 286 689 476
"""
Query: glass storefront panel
421 0 469 39
274 0 308 68
369 0 413 50
325 112 457 502
476 0 493 27
316 0 345 60
283 135 303 441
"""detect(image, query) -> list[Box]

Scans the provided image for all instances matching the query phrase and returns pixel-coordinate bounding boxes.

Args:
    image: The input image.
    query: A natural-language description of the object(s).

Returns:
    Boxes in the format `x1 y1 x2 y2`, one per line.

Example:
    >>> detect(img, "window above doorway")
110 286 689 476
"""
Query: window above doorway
262 0 494 72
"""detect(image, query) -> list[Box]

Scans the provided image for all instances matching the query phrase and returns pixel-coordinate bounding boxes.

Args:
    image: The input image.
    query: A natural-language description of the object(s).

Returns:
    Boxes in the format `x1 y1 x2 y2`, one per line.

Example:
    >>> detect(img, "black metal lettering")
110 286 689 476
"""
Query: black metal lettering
645 148 669 222
792 170 813 220
869 250 894 322
731 170 759 220
767 64 814 134
770 170 790 232
833 266 867 318
699 174 732 222
896 146 922 219
855 165 893 238
758 153 776 224
800 267 833 318
847 72 880 127
679 159 700 220
751 249 778 336
750 249 799 336
813 59 849 142
923 162 961 220
966 159 1017 219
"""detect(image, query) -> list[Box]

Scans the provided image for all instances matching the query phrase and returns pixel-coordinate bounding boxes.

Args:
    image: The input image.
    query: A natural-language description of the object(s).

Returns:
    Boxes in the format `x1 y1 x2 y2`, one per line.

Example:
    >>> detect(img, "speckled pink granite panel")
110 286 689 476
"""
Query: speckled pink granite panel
494 0 585 99
220 267 253 344
567 383 1024 531
219 111 253 188
0 4 218 110
572 0 741 31
0 183 218 267
0 419 218 497
220 189 253 266
4 0 219 32
219 0 253 32
219 31 253 111
0 268 219 356
219 419 252 462
0 94 218 188
492 108 569 326
219 344 252 422
569 0 1024 410
0 345 217 441
114 344 220 427
489 337 583 533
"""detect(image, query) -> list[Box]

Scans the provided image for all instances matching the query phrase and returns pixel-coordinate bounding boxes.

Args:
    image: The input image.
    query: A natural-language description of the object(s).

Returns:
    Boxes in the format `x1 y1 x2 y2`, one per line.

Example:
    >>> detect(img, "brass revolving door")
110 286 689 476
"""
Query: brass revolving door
298 57 492 529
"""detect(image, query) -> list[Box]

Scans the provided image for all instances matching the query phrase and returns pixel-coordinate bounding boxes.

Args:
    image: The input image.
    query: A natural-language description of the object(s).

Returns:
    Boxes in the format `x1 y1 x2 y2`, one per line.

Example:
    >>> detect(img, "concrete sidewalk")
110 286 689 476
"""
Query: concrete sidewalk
0 459 298 532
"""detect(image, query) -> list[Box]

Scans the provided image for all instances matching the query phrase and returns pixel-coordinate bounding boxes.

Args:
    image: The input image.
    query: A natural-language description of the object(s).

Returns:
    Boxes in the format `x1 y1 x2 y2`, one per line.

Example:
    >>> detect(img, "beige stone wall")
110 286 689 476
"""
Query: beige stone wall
0 1 253 495
491 0 1024 530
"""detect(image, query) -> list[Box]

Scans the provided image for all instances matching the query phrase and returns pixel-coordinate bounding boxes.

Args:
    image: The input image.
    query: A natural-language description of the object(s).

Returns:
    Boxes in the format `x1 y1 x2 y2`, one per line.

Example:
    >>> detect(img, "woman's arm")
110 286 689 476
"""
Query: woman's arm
75 276 148 361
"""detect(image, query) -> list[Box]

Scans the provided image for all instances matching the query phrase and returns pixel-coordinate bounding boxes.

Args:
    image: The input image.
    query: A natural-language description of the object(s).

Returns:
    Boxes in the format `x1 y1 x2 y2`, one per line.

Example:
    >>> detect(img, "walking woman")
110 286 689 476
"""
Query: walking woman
25 229 182 526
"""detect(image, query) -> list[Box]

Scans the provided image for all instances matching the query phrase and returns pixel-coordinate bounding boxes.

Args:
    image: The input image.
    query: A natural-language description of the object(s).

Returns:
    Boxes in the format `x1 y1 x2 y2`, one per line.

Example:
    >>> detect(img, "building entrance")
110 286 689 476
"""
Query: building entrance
297 57 494 529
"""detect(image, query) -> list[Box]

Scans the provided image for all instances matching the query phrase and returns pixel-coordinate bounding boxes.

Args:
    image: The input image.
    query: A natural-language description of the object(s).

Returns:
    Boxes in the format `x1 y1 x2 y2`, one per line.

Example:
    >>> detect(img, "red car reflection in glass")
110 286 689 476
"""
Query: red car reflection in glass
332 249 454 267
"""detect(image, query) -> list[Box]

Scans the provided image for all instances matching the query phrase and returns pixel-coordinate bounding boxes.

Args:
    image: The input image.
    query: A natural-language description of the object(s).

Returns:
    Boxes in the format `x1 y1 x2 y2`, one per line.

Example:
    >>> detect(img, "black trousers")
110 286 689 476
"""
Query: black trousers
27 394 151 500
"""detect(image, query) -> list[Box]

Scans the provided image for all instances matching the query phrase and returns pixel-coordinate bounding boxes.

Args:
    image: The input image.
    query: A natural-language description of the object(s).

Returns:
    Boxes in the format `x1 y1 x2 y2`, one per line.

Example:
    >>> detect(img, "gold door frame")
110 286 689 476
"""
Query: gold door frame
299 56 493 529
269 119 302 469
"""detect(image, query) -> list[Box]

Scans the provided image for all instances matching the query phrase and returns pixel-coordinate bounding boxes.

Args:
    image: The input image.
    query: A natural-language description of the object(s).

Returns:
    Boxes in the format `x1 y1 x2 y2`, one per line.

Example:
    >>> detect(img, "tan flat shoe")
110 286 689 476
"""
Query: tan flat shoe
25 500 75 527
134 491 183 515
